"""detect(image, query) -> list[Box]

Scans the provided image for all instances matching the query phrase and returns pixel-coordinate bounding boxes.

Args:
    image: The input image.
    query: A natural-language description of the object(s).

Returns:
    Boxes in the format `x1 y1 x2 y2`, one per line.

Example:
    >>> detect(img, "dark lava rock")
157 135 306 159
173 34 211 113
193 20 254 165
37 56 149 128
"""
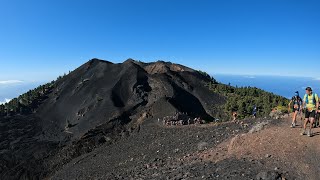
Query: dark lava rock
0 59 225 179
256 171 282 180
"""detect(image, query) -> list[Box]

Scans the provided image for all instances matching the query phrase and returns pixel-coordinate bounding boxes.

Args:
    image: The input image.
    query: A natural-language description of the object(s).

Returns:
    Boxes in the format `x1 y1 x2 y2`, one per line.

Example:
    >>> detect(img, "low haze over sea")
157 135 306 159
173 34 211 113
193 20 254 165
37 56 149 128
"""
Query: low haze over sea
1 75 319 104
0 81 45 104
214 74 320 99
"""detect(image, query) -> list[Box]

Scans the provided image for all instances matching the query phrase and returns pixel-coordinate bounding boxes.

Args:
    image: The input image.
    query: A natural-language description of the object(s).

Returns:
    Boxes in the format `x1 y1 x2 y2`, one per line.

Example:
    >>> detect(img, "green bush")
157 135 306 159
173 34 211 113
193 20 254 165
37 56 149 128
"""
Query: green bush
275 105 289 114
210 82 289 119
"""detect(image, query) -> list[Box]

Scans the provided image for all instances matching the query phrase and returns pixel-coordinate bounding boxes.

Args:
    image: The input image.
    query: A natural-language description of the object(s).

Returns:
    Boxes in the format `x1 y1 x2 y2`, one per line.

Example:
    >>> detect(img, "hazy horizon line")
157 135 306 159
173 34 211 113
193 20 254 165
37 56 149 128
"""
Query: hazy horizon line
211 73 320 80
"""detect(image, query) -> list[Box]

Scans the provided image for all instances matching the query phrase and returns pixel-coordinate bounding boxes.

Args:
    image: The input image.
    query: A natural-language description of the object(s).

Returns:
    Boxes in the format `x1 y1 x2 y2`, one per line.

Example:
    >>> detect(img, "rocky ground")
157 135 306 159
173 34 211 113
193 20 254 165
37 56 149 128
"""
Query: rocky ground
51 115 317 180
0 59 226 180
1 59 316 180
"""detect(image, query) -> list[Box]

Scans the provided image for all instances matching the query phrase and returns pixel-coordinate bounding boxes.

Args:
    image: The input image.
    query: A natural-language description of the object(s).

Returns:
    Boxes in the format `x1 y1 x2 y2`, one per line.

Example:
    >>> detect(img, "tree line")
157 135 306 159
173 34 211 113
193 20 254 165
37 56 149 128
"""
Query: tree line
1 68 289 120
0 74 67 117
207 81 289 119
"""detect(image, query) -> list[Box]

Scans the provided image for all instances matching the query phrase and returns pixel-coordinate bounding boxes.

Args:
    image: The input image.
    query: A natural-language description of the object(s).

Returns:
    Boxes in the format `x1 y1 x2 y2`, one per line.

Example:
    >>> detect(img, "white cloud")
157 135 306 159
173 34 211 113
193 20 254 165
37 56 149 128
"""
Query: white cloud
313 78 320 81
243 76 256 79
0 80 23 85
0 98 11 105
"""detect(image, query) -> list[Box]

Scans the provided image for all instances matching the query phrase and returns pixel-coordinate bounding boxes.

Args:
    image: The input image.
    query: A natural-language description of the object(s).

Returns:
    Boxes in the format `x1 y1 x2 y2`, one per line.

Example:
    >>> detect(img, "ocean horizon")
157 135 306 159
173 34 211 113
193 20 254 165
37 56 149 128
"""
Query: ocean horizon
1 75 320 104
213 74 320 99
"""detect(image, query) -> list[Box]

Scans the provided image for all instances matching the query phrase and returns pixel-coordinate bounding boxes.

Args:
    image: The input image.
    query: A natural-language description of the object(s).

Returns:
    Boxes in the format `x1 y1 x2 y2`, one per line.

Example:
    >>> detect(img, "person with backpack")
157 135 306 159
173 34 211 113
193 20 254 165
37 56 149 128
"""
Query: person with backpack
315 99 320 128
252 105 257 119
288 91 302 128
301 87 319 137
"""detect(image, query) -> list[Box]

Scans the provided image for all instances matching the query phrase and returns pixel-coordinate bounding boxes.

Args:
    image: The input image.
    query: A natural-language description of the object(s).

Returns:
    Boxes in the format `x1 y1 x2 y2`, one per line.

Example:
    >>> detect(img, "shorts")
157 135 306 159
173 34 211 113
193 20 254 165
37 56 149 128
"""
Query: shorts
293 108 300 112
305 110 316 119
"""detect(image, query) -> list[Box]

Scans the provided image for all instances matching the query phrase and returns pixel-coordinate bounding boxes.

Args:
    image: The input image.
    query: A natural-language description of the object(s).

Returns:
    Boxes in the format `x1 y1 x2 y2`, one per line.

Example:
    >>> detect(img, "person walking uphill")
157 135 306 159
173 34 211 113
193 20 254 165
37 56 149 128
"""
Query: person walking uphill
301 87 319 137
315 99 320 127
252 105 257 119
288 91 302 128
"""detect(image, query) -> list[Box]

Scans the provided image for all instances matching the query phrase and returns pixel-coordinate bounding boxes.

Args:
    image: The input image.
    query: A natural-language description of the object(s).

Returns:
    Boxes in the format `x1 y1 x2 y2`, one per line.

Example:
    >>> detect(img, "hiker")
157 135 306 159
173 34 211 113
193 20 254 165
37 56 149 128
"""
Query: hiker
315 99 320 128
232 111 237 121
252 105 257 118
288 91 302 128
301 87 319 137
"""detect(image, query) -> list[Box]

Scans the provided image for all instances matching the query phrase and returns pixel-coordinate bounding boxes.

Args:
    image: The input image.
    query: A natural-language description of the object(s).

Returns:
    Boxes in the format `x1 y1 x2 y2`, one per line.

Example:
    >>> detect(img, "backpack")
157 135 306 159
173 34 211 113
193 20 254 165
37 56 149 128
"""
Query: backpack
292 96 301 109
305 93 317 105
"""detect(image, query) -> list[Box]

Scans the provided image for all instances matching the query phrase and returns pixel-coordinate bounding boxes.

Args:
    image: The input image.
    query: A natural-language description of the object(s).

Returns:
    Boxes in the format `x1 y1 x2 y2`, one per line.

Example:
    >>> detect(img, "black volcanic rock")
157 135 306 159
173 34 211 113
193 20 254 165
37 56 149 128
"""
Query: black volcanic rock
0 59 225 179
37 59 223 140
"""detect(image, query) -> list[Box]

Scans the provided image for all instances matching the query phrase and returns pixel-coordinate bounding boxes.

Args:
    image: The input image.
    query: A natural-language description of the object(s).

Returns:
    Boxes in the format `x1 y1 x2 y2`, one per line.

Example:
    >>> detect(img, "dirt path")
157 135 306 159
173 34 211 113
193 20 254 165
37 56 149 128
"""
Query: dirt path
198 117 320 180
51 116 320 180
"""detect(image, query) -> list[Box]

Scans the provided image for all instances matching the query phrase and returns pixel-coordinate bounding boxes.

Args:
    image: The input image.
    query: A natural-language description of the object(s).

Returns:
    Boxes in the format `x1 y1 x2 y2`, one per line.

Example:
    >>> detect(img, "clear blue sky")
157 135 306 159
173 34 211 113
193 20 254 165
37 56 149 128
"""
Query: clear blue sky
1 0 320 83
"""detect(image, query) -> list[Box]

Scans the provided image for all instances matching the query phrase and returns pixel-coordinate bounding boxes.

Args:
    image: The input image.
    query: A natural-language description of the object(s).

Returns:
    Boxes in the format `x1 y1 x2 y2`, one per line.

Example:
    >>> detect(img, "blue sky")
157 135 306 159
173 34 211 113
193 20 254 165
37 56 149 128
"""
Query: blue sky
0 0 320 101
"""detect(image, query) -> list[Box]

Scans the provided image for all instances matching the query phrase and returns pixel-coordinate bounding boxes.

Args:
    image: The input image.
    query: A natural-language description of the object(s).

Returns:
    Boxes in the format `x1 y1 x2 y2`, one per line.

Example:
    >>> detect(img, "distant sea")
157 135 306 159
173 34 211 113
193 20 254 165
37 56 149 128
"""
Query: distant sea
1 75 320 104
0 82 45 104
213 74 320 99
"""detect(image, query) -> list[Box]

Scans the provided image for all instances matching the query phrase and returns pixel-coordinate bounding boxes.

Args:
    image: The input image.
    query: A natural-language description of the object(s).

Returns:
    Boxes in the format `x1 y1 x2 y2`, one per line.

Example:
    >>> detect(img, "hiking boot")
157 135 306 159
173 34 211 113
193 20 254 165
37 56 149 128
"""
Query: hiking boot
301 131 306 136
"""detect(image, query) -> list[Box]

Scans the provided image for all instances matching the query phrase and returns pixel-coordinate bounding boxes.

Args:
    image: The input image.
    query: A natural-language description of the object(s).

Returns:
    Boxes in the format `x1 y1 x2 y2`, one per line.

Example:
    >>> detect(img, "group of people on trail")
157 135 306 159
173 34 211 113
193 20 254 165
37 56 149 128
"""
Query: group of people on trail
289 87 320 137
